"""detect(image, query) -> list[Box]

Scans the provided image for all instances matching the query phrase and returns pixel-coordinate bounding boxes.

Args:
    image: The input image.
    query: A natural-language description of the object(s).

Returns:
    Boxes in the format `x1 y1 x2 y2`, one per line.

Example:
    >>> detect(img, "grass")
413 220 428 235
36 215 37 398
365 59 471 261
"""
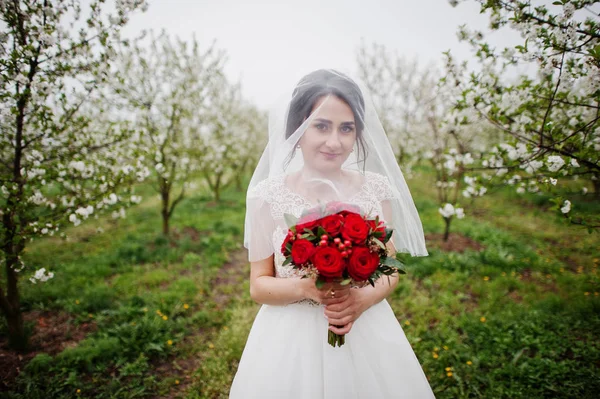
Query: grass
1 171 599 398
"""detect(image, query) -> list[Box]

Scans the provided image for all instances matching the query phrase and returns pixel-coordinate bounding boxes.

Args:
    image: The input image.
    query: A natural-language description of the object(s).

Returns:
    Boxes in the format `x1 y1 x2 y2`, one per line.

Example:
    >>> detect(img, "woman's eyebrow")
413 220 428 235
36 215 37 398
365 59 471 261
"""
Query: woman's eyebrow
314 118 332 124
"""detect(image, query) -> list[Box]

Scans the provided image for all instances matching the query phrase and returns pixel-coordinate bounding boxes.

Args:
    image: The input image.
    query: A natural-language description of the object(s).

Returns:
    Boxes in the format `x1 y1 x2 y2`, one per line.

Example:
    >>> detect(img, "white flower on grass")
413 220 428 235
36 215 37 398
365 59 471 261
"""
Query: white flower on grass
547 156 565 172
570 158 580 168
29 268 54 284
439 203 455 218
455 208 465 219
582 187 588 195
560 200 571 214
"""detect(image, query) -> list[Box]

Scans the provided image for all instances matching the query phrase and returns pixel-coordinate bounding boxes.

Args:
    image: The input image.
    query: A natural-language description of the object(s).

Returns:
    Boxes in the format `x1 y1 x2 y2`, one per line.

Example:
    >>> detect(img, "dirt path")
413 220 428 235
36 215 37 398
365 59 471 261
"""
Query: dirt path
150 248 249 399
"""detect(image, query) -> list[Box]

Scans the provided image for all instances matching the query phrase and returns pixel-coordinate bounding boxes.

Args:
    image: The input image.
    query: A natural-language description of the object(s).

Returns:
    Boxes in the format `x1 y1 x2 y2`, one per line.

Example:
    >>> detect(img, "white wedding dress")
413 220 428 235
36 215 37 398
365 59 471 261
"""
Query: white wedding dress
230 171 435 398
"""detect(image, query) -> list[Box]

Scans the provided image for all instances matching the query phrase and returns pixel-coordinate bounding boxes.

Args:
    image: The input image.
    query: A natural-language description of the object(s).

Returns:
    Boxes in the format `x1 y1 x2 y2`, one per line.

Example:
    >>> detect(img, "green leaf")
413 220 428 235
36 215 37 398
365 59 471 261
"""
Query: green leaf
372 237 386 250
381 256 406 274
316 226 327 238
315 277 325 289
282 257 292 266
284 213 298 228
339 278 352 286
384 227 394 243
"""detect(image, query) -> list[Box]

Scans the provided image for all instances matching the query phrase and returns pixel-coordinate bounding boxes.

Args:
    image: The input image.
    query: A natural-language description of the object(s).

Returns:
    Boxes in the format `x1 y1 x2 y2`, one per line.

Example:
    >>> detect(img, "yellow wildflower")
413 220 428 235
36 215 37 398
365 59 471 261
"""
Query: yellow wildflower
432 352 438 359
483 276 489 281
223 326 229 330
208 343 215 349
445 367 452 371
76 389 81 394
75 299 80 305
405 321 410 326
175 380 180 385
183 304 190 309
584 292 590 296
447 372 453 377
466 360 472 365
162 315 168 320
88 314 94 318
443 345 449 350
434 347 439 351
480 316 486 322
167 340 173 346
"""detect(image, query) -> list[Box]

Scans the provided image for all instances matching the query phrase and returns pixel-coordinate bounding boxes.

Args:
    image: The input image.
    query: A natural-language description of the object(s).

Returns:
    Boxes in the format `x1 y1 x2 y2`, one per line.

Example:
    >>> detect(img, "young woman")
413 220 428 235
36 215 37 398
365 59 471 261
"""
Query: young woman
230 69 435 398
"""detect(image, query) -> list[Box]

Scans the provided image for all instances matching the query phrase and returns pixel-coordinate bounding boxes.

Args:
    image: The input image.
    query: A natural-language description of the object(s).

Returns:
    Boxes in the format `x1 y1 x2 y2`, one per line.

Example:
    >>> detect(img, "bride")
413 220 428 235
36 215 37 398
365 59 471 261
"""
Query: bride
229 69 435 398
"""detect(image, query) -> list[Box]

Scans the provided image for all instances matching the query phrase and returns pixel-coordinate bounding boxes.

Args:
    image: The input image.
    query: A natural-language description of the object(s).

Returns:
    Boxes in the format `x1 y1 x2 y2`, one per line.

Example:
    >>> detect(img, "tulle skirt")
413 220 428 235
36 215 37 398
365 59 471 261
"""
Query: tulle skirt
229 299 435 398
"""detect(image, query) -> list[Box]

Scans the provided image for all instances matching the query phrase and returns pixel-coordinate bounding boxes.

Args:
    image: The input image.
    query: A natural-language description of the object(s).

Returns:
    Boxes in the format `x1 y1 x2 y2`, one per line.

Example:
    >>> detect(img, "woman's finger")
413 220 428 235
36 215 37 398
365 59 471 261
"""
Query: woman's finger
326 314 353 326
329 321 354 335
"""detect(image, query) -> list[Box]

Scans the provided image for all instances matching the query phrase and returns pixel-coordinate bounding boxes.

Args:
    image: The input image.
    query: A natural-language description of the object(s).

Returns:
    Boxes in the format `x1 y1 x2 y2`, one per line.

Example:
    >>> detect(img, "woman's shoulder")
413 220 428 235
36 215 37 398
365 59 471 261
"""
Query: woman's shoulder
247 174 285 201
362 171 395 199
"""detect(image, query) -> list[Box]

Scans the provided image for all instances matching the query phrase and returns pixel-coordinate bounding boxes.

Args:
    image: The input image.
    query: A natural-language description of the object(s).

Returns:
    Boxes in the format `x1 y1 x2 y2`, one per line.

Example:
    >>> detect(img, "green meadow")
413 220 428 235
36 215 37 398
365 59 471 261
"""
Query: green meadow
1 171 599 398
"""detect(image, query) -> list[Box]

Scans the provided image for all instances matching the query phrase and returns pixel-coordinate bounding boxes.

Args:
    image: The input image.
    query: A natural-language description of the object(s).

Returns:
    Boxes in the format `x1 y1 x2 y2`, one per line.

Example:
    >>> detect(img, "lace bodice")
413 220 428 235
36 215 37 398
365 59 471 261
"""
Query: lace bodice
248 171 395 280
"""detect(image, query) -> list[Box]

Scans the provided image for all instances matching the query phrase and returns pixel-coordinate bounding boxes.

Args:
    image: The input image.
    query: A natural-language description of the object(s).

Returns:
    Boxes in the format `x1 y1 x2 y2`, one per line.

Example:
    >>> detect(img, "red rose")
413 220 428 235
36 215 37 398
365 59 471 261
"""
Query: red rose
312 246 345 278
281 233 293 256
367 219 386 238
347 247 380 281
290 239 314 265
341 213 370 244
320 214 343 235
325 202 361 216
296 212 321 232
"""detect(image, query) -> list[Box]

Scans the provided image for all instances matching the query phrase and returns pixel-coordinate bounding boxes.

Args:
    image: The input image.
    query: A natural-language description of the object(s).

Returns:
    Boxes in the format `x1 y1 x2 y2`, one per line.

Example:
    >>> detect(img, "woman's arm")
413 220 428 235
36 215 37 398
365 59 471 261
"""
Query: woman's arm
249 255 350 306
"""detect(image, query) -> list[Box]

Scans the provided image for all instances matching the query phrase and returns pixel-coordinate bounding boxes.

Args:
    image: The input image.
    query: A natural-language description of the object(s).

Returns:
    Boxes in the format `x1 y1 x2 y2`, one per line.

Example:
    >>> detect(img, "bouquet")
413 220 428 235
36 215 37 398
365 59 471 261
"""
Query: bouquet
281 202 406 347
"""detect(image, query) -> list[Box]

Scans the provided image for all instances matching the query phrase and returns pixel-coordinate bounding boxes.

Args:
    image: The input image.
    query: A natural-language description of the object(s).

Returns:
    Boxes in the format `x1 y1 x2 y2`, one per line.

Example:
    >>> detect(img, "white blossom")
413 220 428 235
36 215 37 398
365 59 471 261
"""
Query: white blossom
29 268 54 284
560 199 571 214
546 156 565 172
439 203 455 218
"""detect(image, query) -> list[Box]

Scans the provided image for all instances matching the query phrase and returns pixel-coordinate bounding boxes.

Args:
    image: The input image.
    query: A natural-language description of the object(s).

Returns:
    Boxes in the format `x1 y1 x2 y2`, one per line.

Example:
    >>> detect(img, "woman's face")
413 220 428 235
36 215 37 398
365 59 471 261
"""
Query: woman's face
298 95 357 173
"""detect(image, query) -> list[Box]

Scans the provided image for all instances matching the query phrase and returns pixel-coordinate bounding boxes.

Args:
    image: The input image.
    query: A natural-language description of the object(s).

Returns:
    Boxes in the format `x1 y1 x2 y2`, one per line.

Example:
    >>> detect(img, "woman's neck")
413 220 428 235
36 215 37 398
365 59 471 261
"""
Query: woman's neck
299 166 345 184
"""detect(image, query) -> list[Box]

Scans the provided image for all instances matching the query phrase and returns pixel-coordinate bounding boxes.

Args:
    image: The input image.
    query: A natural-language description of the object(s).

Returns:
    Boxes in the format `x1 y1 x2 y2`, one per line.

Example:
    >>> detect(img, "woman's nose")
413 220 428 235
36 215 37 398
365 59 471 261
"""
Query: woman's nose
324 132 342 150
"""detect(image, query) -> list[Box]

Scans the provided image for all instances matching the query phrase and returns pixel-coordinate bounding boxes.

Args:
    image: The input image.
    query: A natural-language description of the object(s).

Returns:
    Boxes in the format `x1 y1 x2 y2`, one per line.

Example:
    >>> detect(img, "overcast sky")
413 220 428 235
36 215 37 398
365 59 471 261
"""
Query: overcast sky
121 0 520 109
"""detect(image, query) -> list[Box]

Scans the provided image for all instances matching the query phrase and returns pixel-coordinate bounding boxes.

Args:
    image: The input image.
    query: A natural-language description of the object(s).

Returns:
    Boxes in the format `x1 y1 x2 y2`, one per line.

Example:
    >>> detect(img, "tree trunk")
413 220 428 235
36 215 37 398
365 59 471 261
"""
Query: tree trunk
443 217 451 242
161 187 170 236
2 251 27 351
5 305 26 351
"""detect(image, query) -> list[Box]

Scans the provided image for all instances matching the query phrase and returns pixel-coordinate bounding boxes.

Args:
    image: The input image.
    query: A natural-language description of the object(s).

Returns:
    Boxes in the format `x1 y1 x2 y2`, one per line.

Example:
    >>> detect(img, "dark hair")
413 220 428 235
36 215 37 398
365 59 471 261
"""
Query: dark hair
284 69 368 168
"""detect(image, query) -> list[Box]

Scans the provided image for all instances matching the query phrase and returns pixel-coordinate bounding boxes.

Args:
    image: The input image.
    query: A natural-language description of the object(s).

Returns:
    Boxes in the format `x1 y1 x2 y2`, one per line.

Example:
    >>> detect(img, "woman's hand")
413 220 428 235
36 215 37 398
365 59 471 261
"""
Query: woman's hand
323 288 372 335
302 278 351 305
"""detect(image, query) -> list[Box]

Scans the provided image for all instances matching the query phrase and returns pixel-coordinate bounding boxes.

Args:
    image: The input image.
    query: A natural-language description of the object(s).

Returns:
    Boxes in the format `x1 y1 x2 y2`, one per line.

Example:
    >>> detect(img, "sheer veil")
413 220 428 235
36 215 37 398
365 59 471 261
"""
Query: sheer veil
244 69 428 262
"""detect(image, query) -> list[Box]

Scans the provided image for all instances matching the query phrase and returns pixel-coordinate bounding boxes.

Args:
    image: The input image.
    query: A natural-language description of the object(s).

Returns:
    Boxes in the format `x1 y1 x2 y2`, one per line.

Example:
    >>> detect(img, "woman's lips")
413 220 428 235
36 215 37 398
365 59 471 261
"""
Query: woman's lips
320 152 341 159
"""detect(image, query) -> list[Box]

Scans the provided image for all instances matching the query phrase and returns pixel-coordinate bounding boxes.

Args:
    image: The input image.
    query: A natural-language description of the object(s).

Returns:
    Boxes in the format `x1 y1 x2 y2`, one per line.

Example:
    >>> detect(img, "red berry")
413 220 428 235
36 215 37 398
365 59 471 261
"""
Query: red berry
344 240 352 247
296 233 302 240
338 244 345 250
341 251 348 258
333 238 341 244
321 234 328 240
347 249 352 255
320 240 328 246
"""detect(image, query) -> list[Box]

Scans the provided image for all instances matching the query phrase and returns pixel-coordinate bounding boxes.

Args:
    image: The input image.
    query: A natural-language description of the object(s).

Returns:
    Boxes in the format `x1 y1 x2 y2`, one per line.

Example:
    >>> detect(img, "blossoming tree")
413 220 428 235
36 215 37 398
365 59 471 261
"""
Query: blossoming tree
0 0 147 349
197 79 266 201
357 42 491 240
112 31 227 235
446 0 600 230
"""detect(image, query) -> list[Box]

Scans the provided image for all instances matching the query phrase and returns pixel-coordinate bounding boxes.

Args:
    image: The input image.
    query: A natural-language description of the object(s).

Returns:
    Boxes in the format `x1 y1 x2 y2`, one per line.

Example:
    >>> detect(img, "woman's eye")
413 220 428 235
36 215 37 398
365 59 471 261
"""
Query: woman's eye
341 126 355 133
315 123 328 131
